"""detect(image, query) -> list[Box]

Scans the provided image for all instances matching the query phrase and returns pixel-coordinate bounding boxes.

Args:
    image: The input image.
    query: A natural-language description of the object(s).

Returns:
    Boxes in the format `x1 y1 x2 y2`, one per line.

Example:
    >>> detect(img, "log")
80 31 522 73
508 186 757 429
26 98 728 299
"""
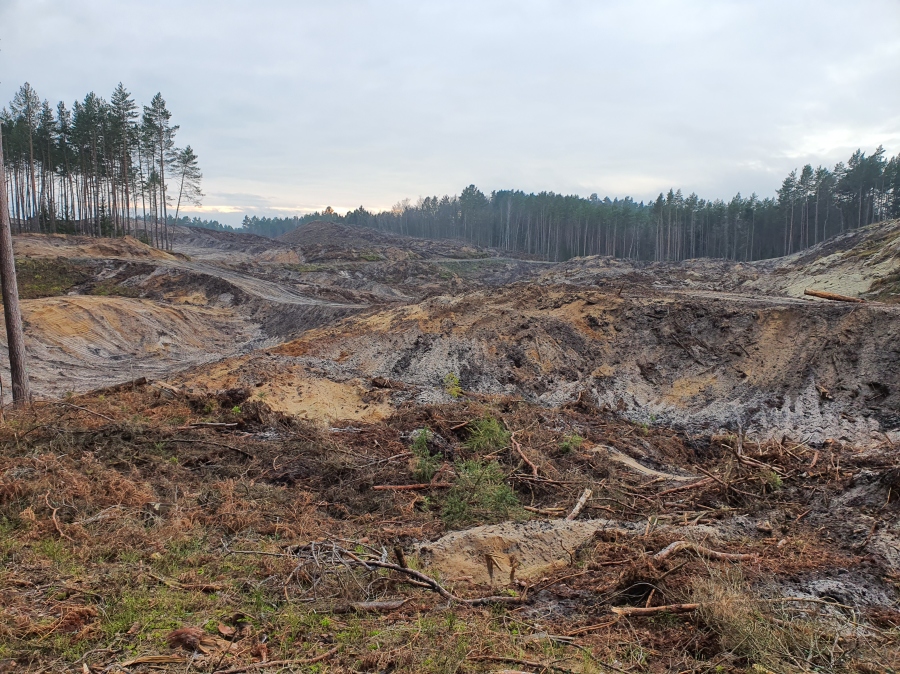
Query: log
804 289 865 303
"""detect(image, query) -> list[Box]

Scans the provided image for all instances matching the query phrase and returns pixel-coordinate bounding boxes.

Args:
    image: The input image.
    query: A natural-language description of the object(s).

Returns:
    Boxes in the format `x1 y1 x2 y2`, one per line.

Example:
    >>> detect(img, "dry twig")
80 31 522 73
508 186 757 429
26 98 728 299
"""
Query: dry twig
653 540 756 562
212 646 340 673
566 488 592 520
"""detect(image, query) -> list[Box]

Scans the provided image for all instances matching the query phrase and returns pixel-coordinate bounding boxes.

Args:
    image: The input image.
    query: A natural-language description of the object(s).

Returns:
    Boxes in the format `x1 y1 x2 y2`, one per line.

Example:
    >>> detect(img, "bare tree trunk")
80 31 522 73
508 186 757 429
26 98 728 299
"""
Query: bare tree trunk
0 130 32 405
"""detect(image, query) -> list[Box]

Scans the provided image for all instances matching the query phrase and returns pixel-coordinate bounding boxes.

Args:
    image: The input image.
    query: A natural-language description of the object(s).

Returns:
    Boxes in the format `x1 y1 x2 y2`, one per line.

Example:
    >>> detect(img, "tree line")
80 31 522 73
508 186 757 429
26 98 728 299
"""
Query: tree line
350 146 899 262
221 145 898 262
1 82 203 250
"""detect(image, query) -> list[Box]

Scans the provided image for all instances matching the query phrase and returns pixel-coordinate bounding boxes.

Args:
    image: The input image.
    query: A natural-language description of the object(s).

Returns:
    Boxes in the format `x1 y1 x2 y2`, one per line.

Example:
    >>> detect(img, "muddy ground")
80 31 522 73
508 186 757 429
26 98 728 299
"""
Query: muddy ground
0 220 899 672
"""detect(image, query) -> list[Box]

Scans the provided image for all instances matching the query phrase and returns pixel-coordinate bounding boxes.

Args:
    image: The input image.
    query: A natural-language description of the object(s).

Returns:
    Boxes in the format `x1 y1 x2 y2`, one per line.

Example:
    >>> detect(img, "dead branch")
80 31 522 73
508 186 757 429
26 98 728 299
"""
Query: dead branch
44 492 73 542
611 602 700 616
469 655 575 674
372 483 452 491
653 540 756 562
212 646 339 673
567 619 618 635
524 505 565 516
334 599 408 613
181 422 239 429
566 488 592 520
42 401 116 423
804 289 866 303
298 543 525 606
511 431 540 477
655 477 715 497
693 465 758 498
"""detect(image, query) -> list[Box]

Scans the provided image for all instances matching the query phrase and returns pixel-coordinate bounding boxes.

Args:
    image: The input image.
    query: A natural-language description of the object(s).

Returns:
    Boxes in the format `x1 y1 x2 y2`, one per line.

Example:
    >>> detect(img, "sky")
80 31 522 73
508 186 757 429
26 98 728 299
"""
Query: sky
1 0 899 226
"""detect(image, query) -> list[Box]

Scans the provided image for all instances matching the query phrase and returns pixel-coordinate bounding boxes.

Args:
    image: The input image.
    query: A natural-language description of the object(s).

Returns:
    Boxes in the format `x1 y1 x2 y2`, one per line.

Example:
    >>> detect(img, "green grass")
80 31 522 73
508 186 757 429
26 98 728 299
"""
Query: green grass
559 433 584 453
411 428 441 482
88 280 140 298
286 263 327 273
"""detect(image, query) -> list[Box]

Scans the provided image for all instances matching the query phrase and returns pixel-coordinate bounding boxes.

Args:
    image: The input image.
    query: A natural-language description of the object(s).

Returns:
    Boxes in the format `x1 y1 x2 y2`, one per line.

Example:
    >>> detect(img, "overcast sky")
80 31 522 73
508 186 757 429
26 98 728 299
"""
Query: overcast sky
2 0 899 226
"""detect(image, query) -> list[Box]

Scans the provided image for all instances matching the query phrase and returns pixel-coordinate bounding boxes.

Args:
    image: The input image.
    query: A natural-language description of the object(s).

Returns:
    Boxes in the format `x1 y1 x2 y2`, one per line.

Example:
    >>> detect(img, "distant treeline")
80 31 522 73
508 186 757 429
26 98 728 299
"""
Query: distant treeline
1 82 202 250
229 145 899 262
175 211 342 237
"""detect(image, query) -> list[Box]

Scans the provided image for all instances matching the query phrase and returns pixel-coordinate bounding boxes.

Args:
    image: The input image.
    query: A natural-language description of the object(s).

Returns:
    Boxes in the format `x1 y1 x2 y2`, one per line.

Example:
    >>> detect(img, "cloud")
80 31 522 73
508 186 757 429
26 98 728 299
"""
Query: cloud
2 0 898 225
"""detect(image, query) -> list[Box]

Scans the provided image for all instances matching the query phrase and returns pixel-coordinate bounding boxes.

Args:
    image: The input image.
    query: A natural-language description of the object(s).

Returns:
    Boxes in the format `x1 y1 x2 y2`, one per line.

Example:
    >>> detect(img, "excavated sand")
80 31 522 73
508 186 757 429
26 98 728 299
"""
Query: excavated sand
13 233 178 261
1 296 259 397
416 519 628 585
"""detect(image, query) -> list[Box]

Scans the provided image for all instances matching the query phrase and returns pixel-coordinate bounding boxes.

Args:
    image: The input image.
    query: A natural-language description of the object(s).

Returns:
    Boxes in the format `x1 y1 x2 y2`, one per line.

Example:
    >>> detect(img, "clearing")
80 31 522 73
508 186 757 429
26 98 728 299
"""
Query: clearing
1 220 898 673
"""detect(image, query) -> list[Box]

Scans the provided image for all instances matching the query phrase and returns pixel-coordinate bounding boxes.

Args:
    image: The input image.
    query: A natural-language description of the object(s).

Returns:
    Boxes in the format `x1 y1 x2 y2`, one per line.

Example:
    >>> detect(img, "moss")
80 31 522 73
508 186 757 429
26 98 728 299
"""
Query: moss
88 280 140 298
13 257 91 299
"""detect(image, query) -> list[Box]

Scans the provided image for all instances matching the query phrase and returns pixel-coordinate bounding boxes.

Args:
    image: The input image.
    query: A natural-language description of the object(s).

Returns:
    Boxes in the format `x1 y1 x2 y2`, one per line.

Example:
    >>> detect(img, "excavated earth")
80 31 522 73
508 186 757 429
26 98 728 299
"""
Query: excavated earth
1 220 899 672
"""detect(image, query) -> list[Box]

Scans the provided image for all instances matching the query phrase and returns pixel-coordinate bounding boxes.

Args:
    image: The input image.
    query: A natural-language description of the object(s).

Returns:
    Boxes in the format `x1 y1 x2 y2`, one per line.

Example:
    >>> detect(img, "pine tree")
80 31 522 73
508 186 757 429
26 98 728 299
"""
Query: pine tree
171 145 203 222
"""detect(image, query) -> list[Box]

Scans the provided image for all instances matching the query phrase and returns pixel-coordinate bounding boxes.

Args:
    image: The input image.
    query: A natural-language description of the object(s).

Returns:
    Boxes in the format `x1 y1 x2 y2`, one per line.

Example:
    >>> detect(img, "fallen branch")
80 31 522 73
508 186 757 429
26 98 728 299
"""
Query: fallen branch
121 655 186 667
511 431 540 477
693 465 758 498
654 540 756 562
334 599 408 613
655 477 714 497
44 492 73 542
469 655 574 674
212 646 339 673
524 505 565 516
300 544 525 606
372 483 452 491
185 422 239 428
612 595 853 619
567 619 618 635
566 488 592 520
611 602 700 616
45 401 116 423
804 289 866 303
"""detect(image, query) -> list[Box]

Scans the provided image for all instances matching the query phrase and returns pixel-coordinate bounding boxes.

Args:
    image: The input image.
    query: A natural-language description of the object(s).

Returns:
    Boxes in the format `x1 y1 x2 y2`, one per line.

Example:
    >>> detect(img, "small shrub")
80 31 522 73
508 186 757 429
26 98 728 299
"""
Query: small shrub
760 469 782 491
463 416 510 453
442 372 462 398
410 428 440 483
441 460 521 527
559 434 584 453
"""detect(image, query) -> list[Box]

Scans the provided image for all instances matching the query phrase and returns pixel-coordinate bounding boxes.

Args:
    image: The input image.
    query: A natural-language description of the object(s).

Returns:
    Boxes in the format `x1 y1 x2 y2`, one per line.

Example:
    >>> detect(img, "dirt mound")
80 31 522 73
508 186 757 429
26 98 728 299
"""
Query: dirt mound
546 218 900 302
263 284 900 443
169 225 301 264
1 296 260 397
280 220 498 261
280 220 408 248
13 233 178 261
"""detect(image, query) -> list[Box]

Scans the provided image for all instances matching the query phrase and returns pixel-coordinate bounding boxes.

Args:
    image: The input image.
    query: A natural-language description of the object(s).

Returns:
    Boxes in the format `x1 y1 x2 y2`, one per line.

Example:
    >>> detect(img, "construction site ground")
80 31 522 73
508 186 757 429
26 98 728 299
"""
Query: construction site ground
1 220 899 673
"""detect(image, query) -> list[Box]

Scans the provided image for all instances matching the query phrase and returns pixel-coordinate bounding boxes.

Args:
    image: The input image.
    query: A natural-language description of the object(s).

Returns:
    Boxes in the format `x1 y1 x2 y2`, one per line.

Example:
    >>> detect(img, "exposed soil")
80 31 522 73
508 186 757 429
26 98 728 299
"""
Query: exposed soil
1 220 899 672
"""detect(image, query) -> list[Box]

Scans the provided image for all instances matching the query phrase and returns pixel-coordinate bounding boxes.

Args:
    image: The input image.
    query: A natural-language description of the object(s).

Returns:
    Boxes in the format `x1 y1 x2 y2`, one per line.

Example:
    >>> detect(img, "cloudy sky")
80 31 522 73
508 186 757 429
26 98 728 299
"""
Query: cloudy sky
2 0 899 226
